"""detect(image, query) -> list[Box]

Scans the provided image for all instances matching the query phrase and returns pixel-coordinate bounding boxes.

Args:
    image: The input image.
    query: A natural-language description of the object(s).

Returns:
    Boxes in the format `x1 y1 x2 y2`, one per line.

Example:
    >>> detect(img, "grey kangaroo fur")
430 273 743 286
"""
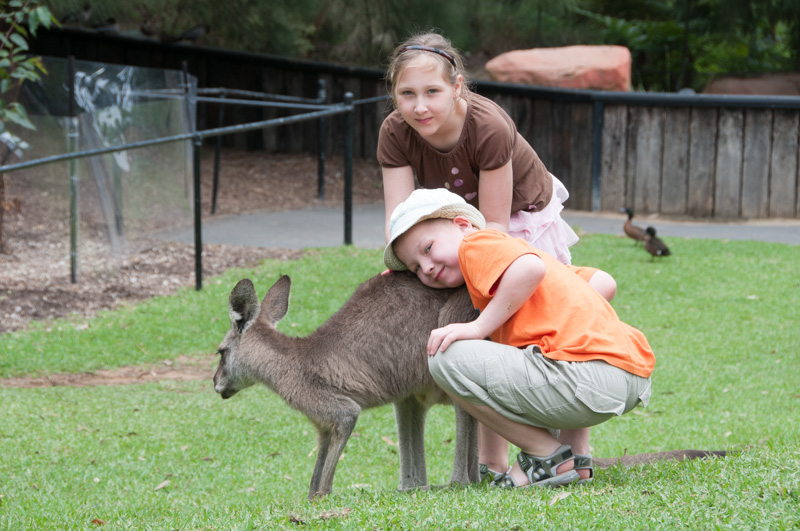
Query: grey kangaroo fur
213 271 481 500
213 272 729 500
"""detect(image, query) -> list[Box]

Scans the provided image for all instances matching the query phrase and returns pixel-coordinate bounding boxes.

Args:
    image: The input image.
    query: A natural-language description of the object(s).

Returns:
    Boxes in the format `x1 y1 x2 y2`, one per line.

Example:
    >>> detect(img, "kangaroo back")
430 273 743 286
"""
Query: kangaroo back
302 271 477 406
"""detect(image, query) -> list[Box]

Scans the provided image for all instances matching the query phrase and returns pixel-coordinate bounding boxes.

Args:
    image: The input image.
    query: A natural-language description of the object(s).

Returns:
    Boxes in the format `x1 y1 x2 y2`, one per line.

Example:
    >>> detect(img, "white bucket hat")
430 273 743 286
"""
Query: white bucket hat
383 188 485 271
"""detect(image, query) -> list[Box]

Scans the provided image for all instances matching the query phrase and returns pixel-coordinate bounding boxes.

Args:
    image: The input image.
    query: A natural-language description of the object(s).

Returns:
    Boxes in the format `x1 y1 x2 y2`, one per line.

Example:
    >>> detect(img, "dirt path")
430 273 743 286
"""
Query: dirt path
0 355 216 389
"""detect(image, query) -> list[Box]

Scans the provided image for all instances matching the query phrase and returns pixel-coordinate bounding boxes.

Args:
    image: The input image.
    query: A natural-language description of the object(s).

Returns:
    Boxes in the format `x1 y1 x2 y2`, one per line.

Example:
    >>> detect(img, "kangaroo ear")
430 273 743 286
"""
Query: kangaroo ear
260 275 291 326
229 279 261 334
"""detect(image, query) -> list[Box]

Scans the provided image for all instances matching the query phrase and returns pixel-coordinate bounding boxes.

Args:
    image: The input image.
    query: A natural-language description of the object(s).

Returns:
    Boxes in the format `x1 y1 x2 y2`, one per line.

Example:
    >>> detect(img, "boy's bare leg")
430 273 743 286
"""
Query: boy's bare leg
448 394 574 486
479 422 510 473
558 427 592 480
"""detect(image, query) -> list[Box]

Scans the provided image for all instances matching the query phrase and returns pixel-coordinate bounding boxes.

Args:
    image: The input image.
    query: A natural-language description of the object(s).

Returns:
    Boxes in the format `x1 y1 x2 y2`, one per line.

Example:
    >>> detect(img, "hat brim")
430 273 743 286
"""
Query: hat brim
383 204 485 271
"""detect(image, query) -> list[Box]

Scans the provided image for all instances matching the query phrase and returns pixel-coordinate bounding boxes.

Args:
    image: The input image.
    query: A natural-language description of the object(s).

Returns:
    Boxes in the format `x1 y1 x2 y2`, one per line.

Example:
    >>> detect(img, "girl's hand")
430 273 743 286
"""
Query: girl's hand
427 322 484 356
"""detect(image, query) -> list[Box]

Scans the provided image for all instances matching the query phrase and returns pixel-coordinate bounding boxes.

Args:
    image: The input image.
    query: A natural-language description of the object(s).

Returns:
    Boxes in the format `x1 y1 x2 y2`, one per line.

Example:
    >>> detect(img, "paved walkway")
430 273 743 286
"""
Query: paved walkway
160 204 800 249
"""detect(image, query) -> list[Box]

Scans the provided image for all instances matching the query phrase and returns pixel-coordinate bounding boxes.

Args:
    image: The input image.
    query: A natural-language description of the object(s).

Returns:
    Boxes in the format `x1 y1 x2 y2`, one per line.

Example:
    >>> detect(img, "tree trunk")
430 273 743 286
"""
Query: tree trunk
0 147 16 253
0 171 6 253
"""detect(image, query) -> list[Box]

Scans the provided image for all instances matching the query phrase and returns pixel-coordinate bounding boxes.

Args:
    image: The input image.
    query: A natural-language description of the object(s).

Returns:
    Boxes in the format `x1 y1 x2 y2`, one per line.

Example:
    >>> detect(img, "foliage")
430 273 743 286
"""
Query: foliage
0 0 55 138
0 0 57 253
1 239 799 528
580 0 799 91
40 0 800 92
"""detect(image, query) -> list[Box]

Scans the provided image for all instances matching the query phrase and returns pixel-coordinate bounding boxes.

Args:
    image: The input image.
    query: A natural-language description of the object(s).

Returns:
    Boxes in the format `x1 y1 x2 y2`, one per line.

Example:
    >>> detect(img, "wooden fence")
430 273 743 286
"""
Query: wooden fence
601 105 799 219
30 28 800 220
483 84 800 220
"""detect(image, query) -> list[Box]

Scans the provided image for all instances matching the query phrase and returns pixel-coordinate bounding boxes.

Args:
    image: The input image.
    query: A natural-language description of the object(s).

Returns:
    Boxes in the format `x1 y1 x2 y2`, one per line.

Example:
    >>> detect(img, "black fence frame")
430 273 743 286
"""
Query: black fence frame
1 68 361 291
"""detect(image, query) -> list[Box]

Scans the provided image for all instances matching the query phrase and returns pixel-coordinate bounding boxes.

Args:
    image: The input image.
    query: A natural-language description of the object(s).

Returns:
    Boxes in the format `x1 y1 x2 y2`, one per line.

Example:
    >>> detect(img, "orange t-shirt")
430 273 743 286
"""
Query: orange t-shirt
459 231 655 378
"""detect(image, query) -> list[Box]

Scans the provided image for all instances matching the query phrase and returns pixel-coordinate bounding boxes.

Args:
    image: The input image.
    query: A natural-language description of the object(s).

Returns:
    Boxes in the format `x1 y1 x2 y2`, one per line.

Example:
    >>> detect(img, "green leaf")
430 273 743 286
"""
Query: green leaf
10 21 27 38
9 33 28 52
27 11 39 35
36 6 53 30
26 56 46 75
5 103 35 129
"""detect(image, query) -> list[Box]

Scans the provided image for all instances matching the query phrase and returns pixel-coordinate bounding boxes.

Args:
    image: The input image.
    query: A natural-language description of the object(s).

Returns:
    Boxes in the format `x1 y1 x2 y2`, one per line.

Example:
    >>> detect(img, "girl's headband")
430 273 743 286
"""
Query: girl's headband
401 45 457 67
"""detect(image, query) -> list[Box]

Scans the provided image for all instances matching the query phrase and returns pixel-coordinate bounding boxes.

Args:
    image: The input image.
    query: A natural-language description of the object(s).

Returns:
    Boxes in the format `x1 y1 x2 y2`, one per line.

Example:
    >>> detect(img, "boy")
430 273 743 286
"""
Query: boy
384 188 655 488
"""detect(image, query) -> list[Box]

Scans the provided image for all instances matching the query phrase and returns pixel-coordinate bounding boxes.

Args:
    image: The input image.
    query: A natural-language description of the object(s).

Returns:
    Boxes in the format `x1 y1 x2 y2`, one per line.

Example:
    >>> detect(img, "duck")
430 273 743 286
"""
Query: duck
620 208 646 244
644 227 671 260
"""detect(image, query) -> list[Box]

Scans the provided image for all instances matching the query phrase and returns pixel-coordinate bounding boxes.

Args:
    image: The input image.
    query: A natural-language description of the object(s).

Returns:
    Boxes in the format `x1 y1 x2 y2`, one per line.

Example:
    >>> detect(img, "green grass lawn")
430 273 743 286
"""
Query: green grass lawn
1 236 798 529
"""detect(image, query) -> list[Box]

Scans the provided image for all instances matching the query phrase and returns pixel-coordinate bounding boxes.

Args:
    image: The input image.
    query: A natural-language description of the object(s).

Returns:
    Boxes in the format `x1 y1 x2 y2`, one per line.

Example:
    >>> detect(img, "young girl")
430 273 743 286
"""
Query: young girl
383 188 655 488
377 31 619 482
377 31 616 299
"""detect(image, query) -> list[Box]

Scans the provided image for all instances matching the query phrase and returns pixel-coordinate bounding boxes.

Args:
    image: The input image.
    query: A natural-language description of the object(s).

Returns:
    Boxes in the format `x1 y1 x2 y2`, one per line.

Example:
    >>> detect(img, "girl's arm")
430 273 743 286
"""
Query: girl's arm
477 159 514 233
382 165 416 242
427 253 545 355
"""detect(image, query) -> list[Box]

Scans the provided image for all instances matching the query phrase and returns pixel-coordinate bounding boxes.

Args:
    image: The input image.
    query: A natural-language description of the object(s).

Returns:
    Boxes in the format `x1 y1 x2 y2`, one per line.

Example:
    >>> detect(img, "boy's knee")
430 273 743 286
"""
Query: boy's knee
427 340 481 385
427 352 449 385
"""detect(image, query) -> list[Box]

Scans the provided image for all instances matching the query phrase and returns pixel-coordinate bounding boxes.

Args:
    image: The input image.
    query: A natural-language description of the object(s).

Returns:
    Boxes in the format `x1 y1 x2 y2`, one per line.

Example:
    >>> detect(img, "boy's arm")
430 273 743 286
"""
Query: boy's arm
427 253 544 355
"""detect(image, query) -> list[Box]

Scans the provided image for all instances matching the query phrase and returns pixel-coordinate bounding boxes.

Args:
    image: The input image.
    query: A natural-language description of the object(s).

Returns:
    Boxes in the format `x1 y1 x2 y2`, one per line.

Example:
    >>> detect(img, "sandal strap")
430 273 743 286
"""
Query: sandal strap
573 453 594 474
479 463 509 485
495 473 519 488
517 444 575 484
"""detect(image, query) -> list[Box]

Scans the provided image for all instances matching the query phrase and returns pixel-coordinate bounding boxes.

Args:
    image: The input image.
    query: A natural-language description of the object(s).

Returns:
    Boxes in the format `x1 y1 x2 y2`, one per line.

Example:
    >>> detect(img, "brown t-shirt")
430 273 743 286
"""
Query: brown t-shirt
377 93 553 214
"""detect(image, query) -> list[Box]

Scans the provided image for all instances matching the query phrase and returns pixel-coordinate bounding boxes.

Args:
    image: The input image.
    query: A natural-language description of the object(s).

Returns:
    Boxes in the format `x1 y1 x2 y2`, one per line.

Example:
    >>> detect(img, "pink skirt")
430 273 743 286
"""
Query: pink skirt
508 174 579 265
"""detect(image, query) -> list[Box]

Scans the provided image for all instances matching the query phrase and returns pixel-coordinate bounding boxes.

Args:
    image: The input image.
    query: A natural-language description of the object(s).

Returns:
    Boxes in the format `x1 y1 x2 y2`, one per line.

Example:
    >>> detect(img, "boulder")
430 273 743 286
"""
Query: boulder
702 73 800 96
485 45 632 92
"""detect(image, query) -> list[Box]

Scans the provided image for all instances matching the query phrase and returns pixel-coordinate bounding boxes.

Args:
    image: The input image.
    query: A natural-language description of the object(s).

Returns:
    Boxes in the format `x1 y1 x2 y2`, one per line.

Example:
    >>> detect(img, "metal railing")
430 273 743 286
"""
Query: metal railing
1 82 358 291
196 80 329 213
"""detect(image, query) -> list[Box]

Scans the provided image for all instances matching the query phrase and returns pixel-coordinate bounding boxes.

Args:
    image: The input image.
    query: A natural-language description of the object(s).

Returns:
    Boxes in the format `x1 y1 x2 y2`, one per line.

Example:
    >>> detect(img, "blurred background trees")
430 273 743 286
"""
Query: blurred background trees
36 0 800 92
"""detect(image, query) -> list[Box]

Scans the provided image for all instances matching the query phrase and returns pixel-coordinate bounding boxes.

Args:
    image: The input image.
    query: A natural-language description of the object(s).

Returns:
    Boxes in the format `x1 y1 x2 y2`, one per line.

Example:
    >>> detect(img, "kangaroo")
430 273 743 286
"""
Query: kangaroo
213 272 729 500
213 271 481 500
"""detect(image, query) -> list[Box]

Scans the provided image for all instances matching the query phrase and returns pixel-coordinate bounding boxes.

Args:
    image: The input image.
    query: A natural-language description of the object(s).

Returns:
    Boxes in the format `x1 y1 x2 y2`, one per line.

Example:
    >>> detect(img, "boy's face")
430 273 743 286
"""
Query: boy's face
394 217 472 289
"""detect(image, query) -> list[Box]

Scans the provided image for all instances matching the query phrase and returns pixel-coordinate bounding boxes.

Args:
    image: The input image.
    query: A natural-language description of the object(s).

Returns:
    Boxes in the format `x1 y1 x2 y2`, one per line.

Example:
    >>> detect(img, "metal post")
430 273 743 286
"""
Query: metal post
211 91 225 214
181 61 194 198
343 92 354 245
317 79 327 200
193 137 203 290
590 99 604 212
67 56 79 284
181 61 203 290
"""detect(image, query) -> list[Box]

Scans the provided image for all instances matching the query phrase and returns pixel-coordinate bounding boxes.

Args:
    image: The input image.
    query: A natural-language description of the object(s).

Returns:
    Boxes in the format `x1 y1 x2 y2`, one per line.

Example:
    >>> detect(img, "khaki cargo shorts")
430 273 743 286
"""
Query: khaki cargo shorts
428 340 652 430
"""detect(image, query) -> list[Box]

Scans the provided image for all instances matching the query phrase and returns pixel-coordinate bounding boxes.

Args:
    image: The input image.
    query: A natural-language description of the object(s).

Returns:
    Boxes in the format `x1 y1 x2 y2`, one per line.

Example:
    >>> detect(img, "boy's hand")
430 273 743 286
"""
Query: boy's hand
427 322 484 356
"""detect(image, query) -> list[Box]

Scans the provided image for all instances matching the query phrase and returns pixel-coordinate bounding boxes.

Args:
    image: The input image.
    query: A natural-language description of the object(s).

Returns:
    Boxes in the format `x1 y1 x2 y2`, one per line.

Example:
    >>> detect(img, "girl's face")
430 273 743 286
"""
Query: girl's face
394 58 462 141
394 217 471 289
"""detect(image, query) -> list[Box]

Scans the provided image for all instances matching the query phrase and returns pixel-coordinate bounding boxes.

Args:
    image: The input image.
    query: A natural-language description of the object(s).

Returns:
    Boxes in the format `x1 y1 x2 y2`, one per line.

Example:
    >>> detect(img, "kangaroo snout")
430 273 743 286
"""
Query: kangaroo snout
218 388 237 399
213 370 239 399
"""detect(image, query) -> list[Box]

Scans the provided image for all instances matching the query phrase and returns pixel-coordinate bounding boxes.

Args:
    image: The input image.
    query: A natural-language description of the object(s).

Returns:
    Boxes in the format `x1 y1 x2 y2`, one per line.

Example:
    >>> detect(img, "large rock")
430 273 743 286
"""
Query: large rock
702 73 800 96
485 45 632 92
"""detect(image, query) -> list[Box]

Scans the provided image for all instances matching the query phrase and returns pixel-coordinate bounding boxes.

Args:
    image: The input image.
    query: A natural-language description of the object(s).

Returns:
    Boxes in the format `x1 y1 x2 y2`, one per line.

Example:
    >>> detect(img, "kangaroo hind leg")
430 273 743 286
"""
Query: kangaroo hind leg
449 402 479 485
394 395 429 491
